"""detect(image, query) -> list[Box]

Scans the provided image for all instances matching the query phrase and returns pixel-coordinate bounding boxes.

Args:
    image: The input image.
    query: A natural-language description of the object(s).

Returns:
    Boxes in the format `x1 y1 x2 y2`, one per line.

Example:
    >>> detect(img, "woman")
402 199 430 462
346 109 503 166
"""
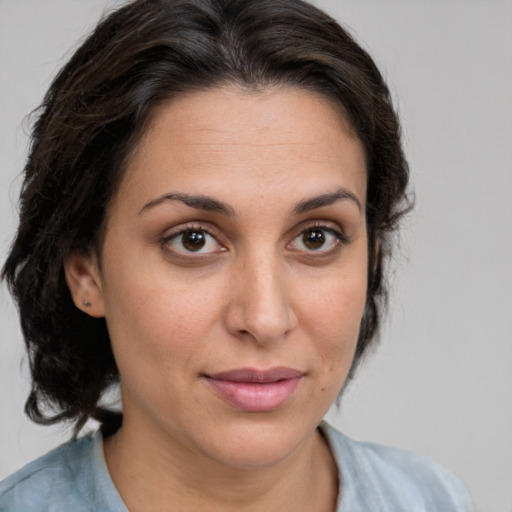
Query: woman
0 0 473 510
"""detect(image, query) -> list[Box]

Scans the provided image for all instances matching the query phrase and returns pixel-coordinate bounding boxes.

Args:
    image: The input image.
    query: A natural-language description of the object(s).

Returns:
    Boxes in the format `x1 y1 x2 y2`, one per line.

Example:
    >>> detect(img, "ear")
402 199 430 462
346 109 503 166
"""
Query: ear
64 252 105 318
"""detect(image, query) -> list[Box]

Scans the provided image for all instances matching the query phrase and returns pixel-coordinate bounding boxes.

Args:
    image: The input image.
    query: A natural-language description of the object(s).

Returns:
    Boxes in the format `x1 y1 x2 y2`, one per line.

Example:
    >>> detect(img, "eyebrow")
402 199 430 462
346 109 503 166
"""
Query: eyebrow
293 188 362 214
139 193 235 216
139 187 362 217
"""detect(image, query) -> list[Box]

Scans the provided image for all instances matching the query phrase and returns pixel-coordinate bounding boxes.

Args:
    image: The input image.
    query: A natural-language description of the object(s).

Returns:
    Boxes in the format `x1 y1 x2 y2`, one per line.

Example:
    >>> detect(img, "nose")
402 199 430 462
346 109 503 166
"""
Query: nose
224 252 297 344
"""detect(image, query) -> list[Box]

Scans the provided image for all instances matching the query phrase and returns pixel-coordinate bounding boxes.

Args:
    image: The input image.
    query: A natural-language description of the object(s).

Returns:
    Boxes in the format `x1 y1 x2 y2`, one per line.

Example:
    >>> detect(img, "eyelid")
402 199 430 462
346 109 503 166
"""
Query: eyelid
160 222 226 255
291 220 348 243
162 221 221 240
286 221 349 255
158 219 349 261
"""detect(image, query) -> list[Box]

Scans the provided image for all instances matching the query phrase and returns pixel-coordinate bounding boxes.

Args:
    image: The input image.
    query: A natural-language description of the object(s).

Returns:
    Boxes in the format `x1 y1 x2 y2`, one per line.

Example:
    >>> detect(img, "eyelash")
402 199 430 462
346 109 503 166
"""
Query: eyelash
161 223 224 256
288 223 348 253
160 222 348 258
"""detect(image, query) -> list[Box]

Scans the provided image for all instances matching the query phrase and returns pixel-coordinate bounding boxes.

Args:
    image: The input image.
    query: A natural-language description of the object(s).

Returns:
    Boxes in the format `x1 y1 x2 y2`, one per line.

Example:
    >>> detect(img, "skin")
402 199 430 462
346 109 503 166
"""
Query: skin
66 86 368 511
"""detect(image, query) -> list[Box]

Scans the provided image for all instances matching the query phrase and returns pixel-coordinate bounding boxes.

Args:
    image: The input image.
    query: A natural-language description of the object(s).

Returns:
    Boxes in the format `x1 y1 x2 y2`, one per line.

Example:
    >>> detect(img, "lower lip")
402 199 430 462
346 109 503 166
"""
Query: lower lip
205 377 302 412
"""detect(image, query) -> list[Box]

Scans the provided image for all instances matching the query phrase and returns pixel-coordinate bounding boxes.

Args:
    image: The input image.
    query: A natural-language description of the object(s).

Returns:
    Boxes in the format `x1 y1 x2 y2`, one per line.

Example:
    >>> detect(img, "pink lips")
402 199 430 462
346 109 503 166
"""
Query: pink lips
204 367 303 412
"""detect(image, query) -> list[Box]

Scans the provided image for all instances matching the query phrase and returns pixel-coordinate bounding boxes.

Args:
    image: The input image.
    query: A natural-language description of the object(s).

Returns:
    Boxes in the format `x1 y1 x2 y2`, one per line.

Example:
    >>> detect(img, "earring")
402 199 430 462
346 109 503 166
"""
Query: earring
82 300 91 307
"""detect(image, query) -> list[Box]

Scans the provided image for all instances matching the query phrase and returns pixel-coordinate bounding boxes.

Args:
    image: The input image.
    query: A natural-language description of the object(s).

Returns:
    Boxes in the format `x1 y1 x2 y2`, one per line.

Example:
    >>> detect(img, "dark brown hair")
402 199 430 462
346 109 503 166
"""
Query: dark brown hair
2 0 411 433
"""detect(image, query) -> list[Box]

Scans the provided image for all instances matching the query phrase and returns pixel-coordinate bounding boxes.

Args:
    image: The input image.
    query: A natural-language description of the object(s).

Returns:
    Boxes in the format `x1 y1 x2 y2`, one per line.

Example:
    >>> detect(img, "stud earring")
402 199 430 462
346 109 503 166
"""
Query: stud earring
82 300 91 307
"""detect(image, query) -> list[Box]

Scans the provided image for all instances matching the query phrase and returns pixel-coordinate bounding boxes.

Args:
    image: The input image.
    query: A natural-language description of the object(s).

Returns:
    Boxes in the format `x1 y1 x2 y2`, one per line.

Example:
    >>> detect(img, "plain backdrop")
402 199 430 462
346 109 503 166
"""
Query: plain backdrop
1 1 511 511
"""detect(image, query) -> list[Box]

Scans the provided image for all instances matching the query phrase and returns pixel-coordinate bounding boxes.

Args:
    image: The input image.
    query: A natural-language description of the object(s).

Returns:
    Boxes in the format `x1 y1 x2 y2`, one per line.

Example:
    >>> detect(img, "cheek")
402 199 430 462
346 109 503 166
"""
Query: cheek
301 266 367 368
101 276 225 419
102 265 225 368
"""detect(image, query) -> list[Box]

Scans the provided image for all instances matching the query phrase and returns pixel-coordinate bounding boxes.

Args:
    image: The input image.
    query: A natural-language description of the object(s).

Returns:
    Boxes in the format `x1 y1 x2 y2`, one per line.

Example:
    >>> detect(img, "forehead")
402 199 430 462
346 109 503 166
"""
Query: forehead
115 86 367 211
146 85 354 136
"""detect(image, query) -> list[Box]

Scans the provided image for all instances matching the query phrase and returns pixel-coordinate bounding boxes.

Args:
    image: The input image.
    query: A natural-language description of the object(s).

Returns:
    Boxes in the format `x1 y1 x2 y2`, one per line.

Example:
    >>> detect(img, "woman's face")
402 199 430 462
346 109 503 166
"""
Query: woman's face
75 86 368 468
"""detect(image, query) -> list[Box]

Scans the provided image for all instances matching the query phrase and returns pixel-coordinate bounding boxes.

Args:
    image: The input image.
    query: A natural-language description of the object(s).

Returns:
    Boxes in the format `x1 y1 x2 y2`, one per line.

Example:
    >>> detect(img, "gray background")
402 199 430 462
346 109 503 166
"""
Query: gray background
1 1 511 511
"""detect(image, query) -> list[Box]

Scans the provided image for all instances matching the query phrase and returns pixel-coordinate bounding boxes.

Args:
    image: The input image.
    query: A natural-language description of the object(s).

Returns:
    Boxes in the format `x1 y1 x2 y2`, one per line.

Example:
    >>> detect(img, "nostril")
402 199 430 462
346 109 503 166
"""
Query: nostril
223 268 297 343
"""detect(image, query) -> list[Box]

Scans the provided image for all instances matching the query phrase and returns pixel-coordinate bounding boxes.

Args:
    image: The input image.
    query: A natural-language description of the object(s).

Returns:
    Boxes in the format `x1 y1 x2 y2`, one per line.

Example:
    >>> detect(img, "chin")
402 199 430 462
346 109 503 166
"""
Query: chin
195 414 319 470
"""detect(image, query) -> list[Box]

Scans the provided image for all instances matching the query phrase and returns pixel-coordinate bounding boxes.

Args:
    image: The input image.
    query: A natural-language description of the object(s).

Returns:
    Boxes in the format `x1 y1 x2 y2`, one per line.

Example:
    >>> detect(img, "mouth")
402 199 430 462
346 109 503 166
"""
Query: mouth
203 367 304 412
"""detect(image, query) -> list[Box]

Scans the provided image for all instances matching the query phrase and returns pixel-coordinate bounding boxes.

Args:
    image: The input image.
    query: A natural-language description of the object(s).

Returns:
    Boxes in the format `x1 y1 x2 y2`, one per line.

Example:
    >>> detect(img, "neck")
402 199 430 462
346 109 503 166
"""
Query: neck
103 417 338 512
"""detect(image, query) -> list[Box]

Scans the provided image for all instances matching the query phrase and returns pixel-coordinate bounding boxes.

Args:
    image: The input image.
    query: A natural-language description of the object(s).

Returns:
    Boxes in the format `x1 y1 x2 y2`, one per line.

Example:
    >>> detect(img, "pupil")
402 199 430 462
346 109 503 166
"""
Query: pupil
303 229 325 249
182 230 206 251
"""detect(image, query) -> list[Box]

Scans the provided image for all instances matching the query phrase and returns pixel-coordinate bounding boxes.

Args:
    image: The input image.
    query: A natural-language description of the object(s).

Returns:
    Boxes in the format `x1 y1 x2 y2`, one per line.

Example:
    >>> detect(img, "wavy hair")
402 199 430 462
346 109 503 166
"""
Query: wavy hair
2 0 411 433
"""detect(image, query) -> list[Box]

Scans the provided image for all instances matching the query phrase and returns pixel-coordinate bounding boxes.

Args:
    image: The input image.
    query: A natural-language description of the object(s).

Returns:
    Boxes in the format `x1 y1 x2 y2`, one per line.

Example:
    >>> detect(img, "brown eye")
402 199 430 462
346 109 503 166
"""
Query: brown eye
302 229 326 249
290 226 342 253
182 230 206 251
165 228 223 254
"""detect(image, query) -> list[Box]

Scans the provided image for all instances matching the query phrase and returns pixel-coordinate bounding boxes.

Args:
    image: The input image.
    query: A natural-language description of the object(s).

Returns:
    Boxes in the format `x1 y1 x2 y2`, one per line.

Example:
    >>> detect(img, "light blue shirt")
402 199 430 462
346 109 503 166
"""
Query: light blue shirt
0 421 473 511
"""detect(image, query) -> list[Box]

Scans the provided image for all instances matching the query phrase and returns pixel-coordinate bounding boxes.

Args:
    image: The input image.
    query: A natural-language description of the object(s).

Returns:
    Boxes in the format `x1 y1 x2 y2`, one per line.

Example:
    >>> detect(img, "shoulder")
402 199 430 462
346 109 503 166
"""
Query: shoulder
0 433 97 512
320 421 474 512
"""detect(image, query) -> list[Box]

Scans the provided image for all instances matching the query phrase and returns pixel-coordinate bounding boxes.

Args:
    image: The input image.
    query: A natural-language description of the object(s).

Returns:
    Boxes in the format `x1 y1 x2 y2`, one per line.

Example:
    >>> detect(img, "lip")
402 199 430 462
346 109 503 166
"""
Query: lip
204 367 304 412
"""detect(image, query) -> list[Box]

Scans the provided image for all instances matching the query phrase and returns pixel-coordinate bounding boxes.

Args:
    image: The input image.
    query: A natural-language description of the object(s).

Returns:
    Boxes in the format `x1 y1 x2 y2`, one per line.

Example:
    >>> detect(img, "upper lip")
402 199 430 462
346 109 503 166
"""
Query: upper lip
206 367 304 383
